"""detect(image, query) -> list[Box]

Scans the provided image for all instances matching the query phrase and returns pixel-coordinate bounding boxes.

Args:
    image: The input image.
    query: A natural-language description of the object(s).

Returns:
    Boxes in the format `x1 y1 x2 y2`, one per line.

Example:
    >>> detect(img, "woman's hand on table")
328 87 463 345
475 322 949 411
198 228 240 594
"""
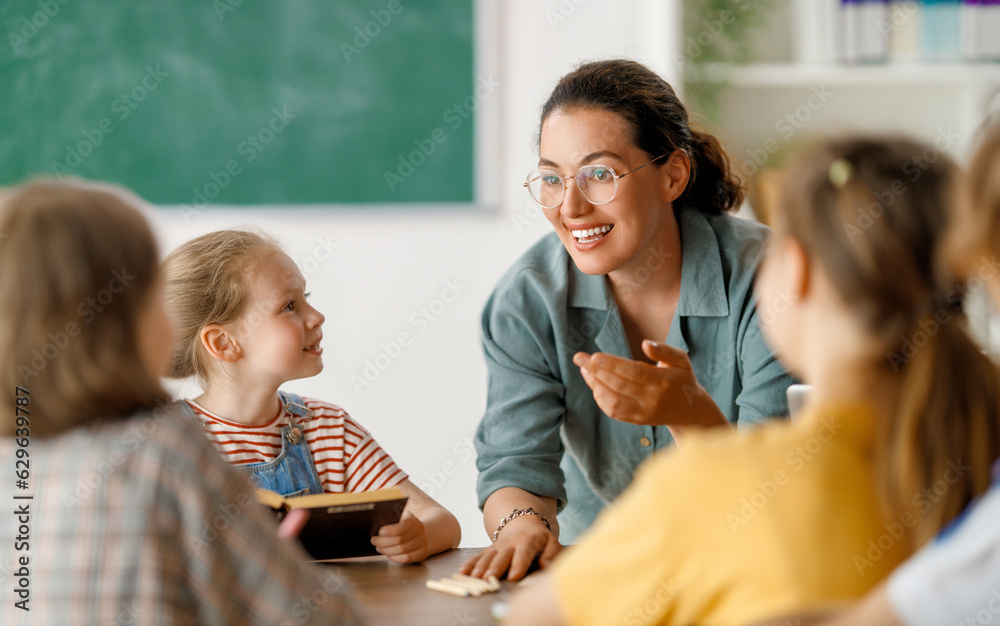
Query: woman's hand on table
573 339 729 433
459 517 561 582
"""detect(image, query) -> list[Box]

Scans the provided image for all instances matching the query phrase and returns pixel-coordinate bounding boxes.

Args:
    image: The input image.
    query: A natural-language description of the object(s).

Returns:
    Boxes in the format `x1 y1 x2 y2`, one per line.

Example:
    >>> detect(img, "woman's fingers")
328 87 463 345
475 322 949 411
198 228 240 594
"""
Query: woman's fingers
591 379 644 423
506 542 542 581
584 363 651 400
538 533 562 568
459 551 483 575
641 340 693 369
475 547 514 579
460 523 553 580
581 353 695 424
589 352 682 386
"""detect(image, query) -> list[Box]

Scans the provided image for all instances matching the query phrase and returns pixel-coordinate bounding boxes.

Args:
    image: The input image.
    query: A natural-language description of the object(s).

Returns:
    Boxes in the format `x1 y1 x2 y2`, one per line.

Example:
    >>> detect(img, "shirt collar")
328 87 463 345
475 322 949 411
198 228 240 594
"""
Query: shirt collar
568 207 730 318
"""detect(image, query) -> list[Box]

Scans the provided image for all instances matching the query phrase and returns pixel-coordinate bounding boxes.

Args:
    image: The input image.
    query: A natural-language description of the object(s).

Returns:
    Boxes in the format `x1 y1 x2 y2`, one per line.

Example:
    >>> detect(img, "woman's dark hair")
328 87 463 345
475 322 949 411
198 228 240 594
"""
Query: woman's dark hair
540 59 744 215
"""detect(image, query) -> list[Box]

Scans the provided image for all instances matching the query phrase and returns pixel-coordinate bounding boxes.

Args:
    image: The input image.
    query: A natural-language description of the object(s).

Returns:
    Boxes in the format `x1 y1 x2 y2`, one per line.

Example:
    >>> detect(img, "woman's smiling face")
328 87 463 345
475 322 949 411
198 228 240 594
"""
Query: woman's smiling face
538 107 678 277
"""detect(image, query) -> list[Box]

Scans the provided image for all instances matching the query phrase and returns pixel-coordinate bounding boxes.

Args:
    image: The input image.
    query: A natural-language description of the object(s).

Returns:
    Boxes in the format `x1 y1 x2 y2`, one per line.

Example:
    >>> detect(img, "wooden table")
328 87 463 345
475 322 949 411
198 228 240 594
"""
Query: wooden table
321 548 516 625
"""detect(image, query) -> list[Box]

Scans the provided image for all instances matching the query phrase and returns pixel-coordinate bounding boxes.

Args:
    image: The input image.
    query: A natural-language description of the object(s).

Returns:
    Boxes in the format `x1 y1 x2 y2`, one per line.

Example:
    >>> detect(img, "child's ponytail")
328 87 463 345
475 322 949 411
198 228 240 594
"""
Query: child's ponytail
885 302 1000 545
778 136 1000 548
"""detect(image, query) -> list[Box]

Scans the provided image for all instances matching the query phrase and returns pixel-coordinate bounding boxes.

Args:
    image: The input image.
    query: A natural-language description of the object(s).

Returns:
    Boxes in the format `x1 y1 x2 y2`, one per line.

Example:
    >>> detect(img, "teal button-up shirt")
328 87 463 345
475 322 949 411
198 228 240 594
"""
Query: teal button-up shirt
475 206 795 541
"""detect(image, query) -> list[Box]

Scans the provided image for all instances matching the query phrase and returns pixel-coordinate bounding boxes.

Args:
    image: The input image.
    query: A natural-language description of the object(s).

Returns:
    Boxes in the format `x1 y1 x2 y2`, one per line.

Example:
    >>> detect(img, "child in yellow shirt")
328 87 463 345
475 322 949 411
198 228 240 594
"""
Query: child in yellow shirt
752 123 1000 626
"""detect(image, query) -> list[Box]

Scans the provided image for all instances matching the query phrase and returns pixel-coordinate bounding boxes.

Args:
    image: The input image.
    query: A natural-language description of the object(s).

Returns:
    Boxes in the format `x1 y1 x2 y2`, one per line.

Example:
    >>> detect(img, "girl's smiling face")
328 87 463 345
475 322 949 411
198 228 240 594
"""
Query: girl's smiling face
538 107 681 278
229 250 326 387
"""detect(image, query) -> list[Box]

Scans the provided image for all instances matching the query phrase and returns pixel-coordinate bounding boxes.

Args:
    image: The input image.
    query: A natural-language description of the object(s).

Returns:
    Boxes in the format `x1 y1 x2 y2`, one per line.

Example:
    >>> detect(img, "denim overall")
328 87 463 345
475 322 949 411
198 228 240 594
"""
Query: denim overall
182 391 324 497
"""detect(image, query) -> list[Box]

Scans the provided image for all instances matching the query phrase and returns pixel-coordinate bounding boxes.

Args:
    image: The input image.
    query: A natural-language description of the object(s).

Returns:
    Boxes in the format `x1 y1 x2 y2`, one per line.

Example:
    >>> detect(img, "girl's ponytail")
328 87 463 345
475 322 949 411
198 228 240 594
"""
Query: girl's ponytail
886 310 1000 545
778 136 1000 549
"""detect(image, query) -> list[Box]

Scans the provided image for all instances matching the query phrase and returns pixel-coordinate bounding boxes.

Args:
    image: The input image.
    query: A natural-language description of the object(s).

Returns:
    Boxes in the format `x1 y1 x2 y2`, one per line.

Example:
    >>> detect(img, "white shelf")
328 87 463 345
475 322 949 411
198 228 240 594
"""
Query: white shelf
687 62 1000 88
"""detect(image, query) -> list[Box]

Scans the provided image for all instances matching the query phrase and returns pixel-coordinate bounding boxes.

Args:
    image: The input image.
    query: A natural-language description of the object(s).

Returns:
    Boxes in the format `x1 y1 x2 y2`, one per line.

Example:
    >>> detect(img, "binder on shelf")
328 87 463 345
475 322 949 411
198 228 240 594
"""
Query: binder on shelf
962 0 1000 61
841 0 890 64
921 0 962 62
888 0 922 62
792 0 840 64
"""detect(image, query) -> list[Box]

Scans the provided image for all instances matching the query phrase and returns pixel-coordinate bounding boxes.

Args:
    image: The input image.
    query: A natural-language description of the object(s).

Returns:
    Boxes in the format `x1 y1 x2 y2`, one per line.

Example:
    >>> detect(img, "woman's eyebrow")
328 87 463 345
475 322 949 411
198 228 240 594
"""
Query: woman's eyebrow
538 151 625 169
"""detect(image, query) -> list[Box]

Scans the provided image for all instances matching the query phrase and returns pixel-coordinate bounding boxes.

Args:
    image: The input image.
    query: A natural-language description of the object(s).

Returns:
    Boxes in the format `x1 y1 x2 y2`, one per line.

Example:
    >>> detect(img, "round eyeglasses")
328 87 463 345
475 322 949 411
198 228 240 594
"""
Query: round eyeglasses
523 154 668 209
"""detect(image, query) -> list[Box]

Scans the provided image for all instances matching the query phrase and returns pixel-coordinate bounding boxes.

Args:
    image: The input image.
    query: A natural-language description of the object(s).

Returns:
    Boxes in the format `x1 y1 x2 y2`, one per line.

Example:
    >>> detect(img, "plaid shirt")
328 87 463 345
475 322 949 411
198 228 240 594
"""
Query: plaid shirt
0 406 363 625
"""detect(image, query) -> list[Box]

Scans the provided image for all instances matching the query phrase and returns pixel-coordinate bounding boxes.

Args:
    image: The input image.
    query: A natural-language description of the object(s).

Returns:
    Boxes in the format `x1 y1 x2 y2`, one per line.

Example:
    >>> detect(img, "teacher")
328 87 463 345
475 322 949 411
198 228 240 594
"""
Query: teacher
462 59 795 581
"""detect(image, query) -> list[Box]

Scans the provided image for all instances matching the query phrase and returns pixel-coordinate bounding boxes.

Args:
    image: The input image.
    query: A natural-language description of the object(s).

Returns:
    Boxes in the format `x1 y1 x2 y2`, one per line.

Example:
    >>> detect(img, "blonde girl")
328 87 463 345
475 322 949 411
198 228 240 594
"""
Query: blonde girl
163 230 460 563
0 180 360 625
505 136 1000 625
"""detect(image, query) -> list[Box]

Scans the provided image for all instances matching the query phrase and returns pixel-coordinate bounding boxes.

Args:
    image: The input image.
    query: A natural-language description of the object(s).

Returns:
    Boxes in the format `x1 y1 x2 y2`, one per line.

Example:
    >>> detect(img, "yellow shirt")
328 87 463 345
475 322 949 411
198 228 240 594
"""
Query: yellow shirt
552 403 911 626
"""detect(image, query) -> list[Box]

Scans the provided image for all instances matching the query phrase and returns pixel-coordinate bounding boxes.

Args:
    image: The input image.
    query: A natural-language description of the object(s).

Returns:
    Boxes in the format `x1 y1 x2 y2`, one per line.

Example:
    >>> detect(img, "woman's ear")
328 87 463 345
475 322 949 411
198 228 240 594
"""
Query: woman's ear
200 324 241 363
662 149 692 203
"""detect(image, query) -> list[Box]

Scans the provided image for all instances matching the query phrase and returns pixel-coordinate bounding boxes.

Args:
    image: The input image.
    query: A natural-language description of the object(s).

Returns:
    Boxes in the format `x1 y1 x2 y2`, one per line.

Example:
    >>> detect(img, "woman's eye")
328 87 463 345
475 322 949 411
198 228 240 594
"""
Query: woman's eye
591 167 611 181
542 175 561 186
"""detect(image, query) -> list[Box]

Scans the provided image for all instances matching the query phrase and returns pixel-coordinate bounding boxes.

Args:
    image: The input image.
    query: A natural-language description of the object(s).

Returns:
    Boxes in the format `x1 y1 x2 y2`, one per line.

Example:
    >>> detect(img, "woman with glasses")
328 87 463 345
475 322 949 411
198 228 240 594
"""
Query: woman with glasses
461 59 795 582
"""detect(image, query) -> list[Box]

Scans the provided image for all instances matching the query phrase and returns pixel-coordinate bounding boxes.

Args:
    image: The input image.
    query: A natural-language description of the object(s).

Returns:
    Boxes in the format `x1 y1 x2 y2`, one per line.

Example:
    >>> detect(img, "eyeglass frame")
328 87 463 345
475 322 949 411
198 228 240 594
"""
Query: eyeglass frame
523 153 670 209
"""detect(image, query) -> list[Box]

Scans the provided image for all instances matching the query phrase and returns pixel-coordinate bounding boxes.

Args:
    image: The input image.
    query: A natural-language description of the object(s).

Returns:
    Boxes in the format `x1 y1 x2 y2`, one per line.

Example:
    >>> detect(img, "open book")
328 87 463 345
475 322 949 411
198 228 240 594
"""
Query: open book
256 487 408 560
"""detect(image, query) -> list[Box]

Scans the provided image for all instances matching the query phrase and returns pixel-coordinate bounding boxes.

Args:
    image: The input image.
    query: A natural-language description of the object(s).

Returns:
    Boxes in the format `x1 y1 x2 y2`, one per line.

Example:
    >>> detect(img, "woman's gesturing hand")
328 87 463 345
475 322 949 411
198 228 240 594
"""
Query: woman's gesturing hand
459 516 561 582
573 339 729 432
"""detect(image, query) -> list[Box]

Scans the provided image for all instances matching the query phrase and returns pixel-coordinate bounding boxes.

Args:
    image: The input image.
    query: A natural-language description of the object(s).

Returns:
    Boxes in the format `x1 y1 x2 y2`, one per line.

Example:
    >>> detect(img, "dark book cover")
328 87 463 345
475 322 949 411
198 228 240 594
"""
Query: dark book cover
257 487 408 560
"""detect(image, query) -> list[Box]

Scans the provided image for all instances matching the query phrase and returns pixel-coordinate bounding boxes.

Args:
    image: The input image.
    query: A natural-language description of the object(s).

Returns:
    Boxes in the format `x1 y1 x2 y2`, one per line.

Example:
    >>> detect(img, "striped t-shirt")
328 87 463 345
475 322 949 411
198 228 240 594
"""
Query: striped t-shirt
186 396 407 493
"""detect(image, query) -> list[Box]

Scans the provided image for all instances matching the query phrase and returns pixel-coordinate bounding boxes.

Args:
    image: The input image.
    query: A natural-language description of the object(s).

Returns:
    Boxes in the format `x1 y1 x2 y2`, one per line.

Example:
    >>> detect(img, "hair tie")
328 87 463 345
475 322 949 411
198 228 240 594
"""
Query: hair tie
828 159 853 189
910 291 963 326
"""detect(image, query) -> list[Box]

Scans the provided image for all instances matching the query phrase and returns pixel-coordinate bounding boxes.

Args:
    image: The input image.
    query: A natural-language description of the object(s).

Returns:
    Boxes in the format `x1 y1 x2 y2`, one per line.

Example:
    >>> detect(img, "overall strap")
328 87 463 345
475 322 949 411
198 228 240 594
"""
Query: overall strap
175 399 200 420
277 390 313 419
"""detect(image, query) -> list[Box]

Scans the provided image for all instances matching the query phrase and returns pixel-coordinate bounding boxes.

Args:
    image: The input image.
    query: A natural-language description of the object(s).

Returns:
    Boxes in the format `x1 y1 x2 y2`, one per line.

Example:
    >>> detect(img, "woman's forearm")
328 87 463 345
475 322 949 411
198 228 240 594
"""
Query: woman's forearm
484 486 560 540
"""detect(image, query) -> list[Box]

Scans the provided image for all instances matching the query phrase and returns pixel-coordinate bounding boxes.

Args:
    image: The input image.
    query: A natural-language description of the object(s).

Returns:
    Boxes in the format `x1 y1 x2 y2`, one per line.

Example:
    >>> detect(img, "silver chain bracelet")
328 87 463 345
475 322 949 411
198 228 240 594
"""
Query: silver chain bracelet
491 507 551 543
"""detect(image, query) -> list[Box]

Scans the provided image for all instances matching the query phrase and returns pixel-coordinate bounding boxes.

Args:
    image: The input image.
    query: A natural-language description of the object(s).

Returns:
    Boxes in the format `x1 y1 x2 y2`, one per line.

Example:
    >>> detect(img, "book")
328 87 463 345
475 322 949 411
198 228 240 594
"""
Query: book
962 0 1000 61
256 487 408 560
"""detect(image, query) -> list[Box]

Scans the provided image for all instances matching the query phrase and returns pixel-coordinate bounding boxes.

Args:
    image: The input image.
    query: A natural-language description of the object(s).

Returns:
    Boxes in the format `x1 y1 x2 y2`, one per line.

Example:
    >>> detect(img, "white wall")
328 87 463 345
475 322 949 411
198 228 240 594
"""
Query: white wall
155 0 681 547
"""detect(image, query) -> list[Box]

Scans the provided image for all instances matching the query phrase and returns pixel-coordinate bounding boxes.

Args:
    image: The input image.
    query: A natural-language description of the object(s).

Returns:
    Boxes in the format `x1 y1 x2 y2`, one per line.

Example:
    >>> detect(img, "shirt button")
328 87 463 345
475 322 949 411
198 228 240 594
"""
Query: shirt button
640 436 651 447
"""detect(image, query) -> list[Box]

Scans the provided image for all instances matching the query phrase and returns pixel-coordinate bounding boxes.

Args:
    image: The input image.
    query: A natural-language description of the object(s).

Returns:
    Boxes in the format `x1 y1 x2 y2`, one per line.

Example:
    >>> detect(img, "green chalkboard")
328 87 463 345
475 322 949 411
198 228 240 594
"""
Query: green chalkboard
0 0 475 206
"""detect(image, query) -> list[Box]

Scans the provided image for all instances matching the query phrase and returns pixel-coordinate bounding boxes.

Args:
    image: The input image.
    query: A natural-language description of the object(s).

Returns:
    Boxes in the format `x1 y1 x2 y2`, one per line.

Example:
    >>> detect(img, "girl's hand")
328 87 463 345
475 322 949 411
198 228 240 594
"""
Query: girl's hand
277 508 309 540
459 516 561 582
573 340 728 432
371 511 431 564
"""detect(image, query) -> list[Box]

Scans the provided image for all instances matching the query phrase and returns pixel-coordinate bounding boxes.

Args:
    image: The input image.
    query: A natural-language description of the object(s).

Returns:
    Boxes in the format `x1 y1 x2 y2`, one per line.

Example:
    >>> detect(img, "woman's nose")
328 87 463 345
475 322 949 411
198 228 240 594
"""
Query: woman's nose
560 178 591 219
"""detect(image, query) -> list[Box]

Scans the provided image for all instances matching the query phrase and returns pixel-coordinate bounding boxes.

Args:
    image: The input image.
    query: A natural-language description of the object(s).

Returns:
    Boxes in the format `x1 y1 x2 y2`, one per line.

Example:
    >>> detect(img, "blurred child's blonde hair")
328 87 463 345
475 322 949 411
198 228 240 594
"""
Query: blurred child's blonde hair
163 229 281 384
777 136 1000 548
0 179 168 437
946 121 1000 279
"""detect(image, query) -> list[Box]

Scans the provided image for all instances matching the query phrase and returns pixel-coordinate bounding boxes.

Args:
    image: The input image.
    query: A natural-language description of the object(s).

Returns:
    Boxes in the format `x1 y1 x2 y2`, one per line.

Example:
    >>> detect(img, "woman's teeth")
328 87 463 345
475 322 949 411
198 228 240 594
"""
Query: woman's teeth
571 224 612 243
